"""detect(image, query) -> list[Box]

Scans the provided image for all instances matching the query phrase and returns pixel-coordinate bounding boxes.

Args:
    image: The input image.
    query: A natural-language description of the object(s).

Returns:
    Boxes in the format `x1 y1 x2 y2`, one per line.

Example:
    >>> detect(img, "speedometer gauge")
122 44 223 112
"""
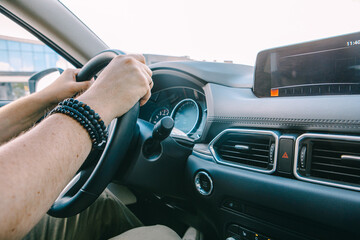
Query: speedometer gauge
150 107 170 124
171 99 200 135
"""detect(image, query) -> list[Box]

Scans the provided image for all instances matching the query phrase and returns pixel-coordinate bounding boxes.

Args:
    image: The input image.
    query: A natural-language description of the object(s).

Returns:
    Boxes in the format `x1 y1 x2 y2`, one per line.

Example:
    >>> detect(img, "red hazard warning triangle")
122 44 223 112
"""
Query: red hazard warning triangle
282 152 289 159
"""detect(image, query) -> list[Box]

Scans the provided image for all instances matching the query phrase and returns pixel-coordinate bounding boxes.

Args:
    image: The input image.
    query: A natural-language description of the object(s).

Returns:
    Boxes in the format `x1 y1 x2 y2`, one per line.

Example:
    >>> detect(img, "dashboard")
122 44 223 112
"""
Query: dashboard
130 38 360 240
139 87 207 140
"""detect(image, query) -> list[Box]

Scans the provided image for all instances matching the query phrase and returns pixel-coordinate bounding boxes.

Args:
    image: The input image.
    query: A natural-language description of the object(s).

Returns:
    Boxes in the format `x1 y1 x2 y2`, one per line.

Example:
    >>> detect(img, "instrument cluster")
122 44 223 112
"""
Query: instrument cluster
139 87 207 140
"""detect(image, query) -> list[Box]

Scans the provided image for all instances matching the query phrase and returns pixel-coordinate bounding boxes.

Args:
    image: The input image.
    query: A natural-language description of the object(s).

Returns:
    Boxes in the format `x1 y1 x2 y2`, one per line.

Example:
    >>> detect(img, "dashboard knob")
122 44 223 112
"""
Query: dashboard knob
195 171 213 196
143 117 174 159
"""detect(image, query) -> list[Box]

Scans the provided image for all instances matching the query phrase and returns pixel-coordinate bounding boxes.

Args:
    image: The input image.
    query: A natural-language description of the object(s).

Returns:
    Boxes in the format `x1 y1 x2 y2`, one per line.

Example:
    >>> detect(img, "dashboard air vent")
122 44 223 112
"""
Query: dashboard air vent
295 133 360 191
209 129 279 173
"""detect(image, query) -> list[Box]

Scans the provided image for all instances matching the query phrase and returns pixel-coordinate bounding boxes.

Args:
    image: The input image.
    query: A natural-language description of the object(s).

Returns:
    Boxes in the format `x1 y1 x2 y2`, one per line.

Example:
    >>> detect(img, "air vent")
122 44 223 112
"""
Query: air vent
209 129 279 173
295 133 360 191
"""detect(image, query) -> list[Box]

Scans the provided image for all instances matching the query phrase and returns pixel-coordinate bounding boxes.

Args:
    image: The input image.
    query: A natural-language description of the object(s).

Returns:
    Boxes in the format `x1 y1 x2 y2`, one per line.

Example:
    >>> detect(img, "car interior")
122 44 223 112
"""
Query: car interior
1 0 360 240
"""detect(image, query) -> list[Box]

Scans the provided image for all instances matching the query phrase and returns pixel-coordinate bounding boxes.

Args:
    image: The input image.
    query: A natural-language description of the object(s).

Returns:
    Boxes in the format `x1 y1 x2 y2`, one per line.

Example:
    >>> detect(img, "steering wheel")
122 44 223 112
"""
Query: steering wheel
47 50 139 218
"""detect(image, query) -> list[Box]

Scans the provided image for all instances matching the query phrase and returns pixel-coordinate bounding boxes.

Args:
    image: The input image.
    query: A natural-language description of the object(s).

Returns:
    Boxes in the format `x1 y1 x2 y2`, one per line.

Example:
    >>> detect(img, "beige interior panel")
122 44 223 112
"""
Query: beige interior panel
107 183 137 205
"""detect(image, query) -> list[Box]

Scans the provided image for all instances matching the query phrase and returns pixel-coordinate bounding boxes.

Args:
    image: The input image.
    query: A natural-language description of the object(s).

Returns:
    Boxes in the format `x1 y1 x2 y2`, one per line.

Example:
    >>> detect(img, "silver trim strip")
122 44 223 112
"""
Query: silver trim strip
209 129 280 174
55 173 81 201
234 145 249 150
294 133 360 191
341 155 360 161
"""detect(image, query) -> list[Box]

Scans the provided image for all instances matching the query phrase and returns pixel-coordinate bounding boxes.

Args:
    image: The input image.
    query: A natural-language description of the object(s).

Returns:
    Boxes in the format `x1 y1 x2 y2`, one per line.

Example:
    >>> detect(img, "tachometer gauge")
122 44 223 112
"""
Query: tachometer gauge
150 107 170 124
171 99 200 135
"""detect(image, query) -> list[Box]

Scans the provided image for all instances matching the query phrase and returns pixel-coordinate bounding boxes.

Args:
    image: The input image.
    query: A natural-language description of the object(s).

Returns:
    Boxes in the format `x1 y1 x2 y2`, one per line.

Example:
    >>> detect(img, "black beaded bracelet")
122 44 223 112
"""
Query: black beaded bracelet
59 105 102 143
50 106 104 147
50 98 108 148
59 103 107 140
60 98 106 131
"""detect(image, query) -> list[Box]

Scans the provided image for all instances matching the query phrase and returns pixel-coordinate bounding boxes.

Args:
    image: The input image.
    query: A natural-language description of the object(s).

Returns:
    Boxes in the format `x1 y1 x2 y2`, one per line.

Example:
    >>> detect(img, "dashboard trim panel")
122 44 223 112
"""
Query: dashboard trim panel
203 84 360 141
209 128 280 174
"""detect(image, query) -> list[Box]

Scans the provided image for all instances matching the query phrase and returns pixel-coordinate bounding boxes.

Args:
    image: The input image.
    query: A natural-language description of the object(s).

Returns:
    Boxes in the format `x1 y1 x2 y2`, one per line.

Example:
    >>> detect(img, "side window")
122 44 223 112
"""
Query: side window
0 14 73 100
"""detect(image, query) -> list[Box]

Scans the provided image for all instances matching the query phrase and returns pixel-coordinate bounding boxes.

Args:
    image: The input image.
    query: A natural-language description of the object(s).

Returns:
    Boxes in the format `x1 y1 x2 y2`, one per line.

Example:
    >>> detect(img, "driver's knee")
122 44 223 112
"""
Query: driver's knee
91 189 143 238
24 189 142 240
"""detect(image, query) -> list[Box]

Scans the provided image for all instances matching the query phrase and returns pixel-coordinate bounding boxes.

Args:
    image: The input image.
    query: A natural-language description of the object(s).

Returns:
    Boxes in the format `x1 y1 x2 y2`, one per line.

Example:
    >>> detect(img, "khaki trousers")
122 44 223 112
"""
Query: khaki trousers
23 189 143 240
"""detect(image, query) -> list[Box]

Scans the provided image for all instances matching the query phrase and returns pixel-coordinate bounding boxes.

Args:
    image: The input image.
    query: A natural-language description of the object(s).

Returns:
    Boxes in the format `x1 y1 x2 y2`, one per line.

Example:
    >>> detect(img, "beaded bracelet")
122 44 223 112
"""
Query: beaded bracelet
50 98 108 148
50 106 105 148
60 100 107 139
59 105 102 143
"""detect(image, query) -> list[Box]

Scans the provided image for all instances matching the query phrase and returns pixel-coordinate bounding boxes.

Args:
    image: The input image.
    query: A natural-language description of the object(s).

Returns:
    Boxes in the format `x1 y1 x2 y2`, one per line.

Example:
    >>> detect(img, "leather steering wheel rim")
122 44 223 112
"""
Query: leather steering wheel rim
48 50 139 218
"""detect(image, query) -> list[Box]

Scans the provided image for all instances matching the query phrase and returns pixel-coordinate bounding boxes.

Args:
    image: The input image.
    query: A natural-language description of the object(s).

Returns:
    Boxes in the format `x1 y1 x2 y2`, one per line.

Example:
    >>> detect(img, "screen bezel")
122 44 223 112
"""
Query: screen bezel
253 31 360 98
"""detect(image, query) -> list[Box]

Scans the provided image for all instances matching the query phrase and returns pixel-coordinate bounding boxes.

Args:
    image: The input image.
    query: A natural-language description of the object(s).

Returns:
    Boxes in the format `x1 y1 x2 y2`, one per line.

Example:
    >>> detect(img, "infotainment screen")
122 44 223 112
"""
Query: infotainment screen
253 32 360 97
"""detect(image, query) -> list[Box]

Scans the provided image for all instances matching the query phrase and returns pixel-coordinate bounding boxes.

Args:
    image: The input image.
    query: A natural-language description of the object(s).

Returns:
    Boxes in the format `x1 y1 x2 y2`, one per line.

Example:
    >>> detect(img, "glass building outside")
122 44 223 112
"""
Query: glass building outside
0 35 71 100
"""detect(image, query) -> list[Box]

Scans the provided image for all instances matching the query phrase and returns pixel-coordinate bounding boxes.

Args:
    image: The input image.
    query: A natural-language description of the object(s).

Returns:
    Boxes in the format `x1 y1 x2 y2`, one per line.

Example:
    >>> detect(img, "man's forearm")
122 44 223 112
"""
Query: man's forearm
0 113 92 239
0 92 55 145
0 55 152 239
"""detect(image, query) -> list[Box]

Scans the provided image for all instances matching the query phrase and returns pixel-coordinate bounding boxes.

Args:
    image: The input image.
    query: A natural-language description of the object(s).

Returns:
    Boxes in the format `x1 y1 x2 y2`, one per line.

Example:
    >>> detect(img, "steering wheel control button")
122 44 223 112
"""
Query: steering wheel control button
195 171 213 196
277 137 295 174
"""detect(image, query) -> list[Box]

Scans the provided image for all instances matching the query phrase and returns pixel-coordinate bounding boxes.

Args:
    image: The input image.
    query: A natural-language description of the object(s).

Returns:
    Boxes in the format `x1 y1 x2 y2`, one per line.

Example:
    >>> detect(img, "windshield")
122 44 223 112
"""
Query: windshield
62 0 360 65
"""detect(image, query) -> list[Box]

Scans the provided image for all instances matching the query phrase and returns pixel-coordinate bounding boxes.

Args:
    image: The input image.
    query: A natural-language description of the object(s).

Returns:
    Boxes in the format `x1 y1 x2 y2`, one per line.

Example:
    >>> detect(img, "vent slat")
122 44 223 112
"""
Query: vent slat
313 148 360 156
221 145 269 153
221 154 268 167
251 148 269 153
226 140 269 148
311 169 360 180
311 162 360 176
312 155 340 161
219 149 269 160
221 145 269 154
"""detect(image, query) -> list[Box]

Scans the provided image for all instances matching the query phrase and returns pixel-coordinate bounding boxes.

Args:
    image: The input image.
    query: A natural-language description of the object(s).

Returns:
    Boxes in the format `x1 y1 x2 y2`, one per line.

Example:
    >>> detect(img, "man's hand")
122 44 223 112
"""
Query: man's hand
77 54 153 125
0 69 92 145
38 69 93 107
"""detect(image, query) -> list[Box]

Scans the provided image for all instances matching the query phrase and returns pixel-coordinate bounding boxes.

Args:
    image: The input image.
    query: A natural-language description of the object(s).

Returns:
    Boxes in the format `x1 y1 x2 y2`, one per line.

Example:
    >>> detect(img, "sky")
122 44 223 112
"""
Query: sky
2 0 360 66
0 14 37 40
